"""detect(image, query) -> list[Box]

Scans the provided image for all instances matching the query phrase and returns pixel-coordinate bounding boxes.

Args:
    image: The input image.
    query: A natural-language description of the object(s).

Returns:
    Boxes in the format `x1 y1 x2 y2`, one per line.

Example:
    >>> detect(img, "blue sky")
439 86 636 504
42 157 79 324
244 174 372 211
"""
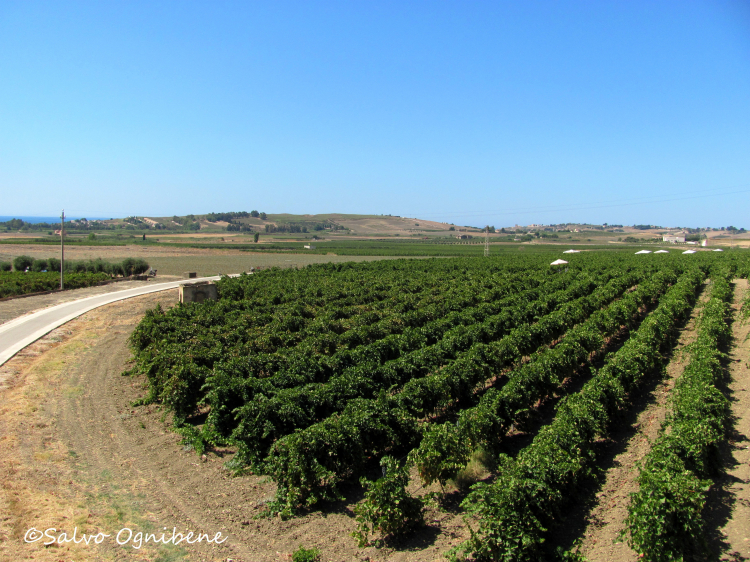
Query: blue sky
1 1 748 228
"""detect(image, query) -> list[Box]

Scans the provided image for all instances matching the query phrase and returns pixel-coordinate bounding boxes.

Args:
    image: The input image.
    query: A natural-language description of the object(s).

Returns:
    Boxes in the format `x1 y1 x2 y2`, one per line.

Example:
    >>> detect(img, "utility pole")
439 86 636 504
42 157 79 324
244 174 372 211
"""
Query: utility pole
484 226 490 257
60 210 65 290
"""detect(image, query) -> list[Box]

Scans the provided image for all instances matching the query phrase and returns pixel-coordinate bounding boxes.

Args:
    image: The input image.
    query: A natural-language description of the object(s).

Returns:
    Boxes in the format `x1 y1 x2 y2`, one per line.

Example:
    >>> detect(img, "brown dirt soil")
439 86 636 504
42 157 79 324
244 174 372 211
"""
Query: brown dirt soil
0 291 468 562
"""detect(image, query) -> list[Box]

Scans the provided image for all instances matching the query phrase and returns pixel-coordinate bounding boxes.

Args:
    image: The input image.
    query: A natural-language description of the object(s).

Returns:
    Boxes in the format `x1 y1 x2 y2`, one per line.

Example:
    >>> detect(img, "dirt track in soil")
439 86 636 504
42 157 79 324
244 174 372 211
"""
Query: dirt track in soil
0 291 467 562
705 279 750 561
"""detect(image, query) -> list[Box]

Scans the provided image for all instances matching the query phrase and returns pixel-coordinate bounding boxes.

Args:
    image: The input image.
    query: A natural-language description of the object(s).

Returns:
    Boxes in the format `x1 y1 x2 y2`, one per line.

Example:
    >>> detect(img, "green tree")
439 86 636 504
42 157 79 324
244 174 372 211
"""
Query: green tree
250 210 260 218
254 232 260 243
13 255 34 271
260 212 267 220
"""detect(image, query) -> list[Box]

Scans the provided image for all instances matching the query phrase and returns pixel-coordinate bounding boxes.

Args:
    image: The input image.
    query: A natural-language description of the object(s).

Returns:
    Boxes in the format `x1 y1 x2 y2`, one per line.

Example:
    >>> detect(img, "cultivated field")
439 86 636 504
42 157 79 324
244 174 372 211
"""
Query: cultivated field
125 252 749 560
2 251 750 561
0 244 407 277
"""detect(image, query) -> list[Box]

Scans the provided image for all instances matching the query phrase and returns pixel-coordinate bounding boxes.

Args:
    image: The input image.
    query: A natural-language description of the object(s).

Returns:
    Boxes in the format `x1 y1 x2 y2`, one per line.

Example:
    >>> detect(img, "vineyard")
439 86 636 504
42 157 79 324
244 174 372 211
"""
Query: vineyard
127 252 750 560
0 271 111 299
0 256 151 298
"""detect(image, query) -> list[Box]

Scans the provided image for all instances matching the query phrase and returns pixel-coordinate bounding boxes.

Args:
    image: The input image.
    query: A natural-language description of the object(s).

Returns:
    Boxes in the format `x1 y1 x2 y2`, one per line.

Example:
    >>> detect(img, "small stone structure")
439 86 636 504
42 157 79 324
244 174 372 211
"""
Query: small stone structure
179 282 218 304
184 272 197 279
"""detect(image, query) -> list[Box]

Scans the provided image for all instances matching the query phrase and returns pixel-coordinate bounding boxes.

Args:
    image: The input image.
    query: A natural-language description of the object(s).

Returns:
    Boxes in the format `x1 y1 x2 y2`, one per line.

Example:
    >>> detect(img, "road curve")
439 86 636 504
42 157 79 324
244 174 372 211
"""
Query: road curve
0 276 221 366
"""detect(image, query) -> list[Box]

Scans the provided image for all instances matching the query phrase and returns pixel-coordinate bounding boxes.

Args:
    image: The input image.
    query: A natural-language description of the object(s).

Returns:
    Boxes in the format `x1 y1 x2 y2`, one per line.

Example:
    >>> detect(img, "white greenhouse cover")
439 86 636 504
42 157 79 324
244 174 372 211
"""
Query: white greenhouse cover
713 249 724 252
635 250 652 254
654 250 669 254
562 250 580 254
550 259 569 265
682 250 697 254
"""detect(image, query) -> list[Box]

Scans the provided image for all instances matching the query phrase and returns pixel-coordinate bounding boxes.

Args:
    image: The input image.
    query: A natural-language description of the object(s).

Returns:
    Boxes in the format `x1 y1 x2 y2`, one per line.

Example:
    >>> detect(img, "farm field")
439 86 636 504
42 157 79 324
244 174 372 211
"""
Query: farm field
0 243 409 277
113 251 750 560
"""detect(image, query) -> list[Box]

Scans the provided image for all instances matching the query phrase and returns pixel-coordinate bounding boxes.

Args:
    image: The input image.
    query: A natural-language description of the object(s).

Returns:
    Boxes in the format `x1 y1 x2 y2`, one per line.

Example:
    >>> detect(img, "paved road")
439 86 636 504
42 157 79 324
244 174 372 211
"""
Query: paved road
0 276 221 366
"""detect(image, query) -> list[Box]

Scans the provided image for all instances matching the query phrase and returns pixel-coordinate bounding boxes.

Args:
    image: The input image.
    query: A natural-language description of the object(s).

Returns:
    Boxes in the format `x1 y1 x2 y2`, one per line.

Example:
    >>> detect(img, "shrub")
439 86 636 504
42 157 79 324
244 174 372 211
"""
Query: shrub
108 262 126 276
292 545 321 562
0 261 12 272
120 257 149 276
352 456 424 547
31 259 48 272
13 255 34 271
131 258 150 275
86 258 108 273
48 258 60 272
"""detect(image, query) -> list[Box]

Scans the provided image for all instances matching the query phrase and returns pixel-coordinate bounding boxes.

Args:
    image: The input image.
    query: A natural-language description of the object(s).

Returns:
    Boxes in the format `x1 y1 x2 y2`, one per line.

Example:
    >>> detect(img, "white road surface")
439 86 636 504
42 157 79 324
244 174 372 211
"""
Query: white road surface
0 276 221 366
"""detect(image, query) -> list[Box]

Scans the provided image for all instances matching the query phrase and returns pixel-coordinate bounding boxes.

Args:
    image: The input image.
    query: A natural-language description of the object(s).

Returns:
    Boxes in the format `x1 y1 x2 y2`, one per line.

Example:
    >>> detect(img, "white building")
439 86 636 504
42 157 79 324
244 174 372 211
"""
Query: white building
663 235 686 243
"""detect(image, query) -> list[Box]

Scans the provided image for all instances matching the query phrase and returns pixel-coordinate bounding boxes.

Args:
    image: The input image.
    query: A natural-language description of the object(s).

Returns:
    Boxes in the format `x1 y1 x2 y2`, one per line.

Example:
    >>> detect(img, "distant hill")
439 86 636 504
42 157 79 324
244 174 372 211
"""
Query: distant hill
130 213 462 236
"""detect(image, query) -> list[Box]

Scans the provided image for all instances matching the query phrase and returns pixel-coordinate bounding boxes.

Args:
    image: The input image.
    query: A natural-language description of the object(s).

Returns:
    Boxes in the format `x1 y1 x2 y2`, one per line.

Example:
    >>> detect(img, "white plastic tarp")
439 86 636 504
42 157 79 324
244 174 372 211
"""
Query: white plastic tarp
562 250 580 254
550 259 569 265
682 250 696 254
635 250 652 254
654 250 669 253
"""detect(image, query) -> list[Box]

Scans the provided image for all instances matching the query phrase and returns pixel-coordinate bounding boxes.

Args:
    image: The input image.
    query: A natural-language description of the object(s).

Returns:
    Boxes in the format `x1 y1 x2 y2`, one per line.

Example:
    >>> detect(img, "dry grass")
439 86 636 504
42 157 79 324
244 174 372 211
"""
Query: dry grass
449 448 494 491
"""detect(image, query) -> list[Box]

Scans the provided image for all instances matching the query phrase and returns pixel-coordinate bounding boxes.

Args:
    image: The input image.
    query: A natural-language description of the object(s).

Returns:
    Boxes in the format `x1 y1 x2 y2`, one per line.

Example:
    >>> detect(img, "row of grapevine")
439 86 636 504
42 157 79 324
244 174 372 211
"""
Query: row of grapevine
198 270 587 439
410 267 678 487
0 271 111 298
131 262 563 419
223 272 616 464
452 268 704 562
624 272 734 561
129 255 692 425
263 271 649 516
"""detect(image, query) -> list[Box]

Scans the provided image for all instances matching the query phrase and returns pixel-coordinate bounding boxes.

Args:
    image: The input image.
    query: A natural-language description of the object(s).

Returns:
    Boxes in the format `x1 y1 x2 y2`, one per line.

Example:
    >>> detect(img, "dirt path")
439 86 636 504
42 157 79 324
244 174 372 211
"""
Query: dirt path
705 278 750 560
0 291 467 562
573 282 712 561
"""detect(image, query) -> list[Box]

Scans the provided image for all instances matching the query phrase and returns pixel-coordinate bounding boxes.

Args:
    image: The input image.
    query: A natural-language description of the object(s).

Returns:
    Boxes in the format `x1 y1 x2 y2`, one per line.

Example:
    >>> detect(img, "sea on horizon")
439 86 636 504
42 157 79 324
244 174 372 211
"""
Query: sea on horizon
0 216 111 224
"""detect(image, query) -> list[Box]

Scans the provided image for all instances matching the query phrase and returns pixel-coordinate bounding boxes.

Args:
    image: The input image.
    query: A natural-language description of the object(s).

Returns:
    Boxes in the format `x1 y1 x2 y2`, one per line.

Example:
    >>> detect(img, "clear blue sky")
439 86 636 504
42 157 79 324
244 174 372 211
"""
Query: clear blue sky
1 1 748 228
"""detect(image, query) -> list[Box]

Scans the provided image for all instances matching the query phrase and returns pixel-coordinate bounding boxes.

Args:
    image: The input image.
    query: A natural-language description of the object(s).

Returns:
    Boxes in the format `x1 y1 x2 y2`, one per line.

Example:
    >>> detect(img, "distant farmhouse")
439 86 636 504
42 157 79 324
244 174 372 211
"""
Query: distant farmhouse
663 234 686 243
456 234 473 240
